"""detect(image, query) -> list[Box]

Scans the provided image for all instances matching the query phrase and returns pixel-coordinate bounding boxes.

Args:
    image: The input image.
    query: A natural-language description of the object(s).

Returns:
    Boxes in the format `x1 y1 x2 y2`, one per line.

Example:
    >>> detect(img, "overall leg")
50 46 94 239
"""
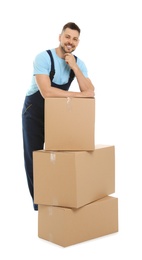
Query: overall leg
22 95 44 210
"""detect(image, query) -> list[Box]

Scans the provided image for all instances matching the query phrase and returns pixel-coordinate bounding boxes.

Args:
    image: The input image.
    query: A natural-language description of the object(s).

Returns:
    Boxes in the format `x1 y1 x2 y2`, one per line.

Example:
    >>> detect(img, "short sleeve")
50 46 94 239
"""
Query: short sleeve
77 58 88 78
33 51 51 76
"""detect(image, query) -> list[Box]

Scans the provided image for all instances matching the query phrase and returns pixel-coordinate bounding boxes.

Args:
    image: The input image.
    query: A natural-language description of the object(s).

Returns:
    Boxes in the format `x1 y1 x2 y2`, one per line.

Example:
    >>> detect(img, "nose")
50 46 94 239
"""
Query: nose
68 38 73 44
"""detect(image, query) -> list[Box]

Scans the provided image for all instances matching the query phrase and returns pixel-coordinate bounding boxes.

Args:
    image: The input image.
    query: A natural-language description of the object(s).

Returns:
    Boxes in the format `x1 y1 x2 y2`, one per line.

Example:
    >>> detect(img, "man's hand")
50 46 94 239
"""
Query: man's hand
64 53 76 69
80 89 95 98
64 53 95 98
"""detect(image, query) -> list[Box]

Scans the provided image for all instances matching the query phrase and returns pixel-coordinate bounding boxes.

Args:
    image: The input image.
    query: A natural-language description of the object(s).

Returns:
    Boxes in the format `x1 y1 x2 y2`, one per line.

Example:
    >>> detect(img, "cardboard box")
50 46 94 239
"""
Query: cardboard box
44 97 95 150
38 196 118 247
33 145 115 208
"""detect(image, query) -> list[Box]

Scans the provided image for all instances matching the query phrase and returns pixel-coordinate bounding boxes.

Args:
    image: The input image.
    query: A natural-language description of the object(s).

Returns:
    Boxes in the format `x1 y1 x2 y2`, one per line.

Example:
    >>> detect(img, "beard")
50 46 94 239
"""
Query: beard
60 44 75 54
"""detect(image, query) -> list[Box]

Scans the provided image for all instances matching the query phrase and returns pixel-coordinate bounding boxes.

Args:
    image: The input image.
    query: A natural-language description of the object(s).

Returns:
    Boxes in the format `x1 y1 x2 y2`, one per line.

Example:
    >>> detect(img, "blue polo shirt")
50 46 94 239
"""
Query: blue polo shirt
26 48 88 96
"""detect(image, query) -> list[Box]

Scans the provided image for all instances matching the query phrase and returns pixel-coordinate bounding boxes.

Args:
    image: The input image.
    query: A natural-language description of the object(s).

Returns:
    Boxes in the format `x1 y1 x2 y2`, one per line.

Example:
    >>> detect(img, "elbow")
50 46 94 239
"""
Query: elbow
92 84 95 91
39 89 51 99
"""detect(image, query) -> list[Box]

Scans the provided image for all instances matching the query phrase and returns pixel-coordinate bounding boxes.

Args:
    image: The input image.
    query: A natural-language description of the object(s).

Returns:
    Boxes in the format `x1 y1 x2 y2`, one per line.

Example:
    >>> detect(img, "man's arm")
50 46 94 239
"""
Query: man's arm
35 74 94 99
64 53 95 92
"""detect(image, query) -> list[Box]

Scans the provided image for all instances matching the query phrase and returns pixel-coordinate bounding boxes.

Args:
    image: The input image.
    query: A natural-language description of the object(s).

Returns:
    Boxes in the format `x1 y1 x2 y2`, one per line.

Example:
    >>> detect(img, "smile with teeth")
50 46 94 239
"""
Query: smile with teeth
66 45 72 50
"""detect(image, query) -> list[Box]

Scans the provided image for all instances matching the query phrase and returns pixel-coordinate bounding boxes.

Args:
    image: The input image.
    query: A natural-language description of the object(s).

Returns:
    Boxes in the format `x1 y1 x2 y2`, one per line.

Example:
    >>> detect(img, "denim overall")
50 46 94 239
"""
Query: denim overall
22 50 77 210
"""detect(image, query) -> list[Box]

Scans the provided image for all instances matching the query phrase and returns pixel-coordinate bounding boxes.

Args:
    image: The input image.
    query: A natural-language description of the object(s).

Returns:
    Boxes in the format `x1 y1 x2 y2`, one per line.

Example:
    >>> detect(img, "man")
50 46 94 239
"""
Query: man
22 22 95 210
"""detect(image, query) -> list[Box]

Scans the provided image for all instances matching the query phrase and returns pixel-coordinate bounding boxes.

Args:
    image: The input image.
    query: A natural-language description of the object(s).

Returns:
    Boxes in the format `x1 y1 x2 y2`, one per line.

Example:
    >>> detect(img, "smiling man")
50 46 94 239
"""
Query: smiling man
22 22 95 211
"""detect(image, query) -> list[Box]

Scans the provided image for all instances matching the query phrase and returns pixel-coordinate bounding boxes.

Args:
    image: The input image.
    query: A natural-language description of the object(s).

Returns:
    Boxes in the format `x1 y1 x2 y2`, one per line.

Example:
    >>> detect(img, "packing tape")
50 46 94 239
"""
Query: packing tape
66 97 72 111
50 152 56 163
48 207 53 216
67 97 71 104
47 233 54 242
52 198 59 205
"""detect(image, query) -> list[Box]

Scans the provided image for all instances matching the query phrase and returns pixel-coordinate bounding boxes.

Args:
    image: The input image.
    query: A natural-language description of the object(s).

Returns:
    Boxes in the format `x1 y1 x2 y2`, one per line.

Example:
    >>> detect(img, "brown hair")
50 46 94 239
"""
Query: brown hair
62 22 81 35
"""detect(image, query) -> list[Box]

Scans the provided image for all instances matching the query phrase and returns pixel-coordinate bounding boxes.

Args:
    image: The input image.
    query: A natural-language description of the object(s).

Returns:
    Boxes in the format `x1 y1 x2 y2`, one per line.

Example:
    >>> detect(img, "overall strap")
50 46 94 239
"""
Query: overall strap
46 50 77 82
46 50 55 81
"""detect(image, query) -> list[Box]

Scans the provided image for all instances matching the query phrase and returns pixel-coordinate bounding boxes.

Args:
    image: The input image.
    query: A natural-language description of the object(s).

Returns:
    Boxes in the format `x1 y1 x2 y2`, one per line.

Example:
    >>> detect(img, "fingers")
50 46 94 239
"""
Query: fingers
64 53 75 64
64 53 72 58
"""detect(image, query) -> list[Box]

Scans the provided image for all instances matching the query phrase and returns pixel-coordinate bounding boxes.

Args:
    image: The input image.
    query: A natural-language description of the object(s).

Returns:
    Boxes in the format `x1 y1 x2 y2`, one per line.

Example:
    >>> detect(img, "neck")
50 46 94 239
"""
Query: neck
55 46 65 59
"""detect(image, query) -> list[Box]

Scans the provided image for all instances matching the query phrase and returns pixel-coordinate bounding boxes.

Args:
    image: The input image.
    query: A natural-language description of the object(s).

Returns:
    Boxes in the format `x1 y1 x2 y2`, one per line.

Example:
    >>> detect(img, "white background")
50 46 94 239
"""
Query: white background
0 0 142 258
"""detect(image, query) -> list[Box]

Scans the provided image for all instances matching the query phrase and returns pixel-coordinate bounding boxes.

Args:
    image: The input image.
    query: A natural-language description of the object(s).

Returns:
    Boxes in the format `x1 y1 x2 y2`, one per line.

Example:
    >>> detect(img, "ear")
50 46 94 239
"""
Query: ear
59 34 61 41
77 39 80 46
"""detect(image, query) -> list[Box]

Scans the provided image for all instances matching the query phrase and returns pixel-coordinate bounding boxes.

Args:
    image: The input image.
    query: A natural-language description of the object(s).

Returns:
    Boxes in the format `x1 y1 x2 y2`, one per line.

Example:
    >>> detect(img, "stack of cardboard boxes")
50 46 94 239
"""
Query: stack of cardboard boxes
33 97 118 247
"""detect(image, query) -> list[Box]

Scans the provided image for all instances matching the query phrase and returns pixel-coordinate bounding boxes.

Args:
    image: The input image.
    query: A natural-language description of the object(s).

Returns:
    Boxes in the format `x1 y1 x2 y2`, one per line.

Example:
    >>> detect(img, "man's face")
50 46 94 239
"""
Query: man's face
59 28 80 53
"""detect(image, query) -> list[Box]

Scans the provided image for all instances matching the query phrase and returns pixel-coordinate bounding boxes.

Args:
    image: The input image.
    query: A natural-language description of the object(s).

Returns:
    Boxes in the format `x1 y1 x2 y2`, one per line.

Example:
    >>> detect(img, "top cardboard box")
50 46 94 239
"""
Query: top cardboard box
44 97 95 151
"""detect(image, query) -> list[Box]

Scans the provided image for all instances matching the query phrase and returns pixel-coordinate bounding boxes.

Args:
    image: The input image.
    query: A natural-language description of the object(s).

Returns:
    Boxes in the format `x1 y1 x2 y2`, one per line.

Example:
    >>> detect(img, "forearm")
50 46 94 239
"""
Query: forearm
41 85 85 98
35 74 94 99
64 53 94 92
73 66 94 92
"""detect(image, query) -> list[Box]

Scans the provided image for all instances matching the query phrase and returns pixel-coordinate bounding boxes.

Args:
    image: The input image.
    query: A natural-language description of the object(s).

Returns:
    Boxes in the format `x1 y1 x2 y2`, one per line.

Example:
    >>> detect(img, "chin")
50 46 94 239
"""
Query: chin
66 48 75 53
61 45 74 53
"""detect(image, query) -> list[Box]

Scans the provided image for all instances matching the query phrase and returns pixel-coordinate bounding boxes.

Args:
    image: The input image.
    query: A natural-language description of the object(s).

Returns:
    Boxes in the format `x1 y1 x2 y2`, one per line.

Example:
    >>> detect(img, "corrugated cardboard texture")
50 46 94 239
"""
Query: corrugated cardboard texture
44 97 95 150
33 145 115 208
38 196 118 247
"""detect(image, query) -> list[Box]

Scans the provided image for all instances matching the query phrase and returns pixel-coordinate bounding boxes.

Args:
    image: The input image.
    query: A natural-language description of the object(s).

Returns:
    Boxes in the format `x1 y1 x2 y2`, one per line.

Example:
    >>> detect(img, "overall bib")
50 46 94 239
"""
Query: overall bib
22 50 77 210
